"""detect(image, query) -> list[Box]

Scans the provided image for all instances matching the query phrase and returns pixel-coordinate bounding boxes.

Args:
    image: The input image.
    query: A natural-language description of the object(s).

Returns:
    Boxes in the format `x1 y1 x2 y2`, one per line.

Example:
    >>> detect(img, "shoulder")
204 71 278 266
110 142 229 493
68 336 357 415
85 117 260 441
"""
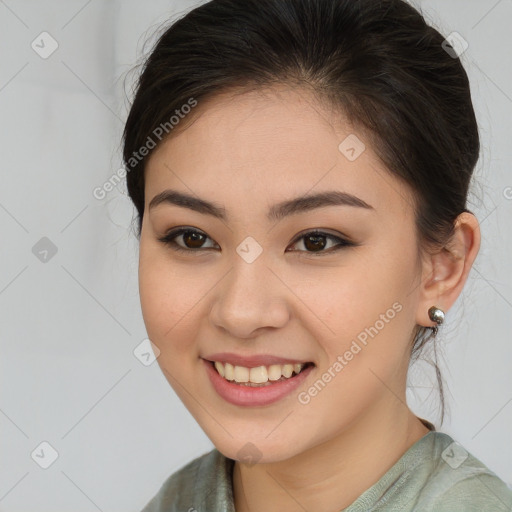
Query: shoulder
415 432 512 511
429 473 512 512
139 448 234 512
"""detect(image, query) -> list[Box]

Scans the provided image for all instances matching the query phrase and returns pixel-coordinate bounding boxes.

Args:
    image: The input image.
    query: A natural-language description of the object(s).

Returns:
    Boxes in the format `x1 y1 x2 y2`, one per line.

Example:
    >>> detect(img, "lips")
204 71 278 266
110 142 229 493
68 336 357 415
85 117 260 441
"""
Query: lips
203 352 313 368
203 357 315 406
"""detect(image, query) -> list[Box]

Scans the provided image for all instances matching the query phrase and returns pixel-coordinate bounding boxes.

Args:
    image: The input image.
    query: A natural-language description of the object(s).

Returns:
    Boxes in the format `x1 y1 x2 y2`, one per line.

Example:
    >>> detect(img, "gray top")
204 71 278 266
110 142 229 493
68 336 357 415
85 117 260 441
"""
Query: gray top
140 429 512 511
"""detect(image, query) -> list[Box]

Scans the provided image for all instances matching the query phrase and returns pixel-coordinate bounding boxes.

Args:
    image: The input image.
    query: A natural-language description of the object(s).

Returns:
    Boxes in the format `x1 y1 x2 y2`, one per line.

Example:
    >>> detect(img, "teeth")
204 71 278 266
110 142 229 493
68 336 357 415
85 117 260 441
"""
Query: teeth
267 364 281 381
282 364 293 378
249 366 268 383
214 361 225 377
234 366 249 383
213 361 308 384
224 362 234 381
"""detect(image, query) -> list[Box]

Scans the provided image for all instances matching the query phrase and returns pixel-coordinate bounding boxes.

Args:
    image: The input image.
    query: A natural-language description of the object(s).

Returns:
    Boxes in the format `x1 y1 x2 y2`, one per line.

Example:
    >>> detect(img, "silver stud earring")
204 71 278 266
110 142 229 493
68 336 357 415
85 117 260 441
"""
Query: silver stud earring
428 306 445 336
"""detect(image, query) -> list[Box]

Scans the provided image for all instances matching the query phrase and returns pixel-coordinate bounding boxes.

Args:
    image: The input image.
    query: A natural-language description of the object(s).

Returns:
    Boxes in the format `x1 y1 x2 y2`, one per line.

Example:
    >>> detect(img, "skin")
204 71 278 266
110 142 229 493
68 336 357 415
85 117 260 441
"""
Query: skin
139 85 480 512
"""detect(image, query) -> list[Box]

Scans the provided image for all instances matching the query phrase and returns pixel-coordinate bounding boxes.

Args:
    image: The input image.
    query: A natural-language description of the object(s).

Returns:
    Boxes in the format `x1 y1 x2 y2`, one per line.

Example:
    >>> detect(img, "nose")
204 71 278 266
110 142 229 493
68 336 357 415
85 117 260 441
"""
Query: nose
209 257 291 339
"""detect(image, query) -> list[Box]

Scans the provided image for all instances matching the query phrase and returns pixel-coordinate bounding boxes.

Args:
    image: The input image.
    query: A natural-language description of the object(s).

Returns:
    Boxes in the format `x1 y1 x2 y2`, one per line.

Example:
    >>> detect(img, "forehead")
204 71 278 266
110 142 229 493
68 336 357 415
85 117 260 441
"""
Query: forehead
144 86 415 219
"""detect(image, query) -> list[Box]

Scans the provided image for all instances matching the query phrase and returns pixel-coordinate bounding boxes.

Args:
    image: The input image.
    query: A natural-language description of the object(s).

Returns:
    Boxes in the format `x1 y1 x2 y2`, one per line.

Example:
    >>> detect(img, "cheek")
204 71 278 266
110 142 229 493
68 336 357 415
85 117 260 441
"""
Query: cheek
138 243 198 352
295 263 416 434
138 241 225 364
308 243 418 369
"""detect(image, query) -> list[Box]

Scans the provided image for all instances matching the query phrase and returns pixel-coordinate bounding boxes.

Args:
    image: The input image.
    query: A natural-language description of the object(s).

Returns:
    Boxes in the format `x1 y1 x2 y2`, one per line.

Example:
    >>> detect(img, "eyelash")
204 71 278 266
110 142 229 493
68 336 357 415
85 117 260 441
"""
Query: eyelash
157 227 355 256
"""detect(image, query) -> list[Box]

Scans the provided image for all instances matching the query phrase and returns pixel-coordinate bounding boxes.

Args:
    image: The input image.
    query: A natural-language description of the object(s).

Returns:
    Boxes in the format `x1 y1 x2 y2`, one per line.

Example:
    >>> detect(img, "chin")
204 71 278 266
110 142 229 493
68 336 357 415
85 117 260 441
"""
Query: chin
209 432 304 464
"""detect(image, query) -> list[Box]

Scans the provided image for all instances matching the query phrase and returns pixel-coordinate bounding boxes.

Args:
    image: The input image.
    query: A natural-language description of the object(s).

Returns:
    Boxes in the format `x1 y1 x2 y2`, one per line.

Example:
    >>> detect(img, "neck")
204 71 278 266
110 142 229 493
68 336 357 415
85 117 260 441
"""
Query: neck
233 404 430 512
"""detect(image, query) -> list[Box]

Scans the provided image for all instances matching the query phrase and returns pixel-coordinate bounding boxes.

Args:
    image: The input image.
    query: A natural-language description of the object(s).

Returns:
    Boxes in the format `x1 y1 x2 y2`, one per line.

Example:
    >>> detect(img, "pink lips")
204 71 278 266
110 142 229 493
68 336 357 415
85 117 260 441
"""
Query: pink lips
202 357 315 407
203 352 311 367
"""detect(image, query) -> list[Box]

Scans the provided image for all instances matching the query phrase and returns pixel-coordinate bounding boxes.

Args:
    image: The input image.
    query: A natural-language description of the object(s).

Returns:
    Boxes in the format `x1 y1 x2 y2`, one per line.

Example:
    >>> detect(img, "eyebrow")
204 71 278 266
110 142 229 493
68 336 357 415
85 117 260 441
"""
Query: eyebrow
148 189 374 222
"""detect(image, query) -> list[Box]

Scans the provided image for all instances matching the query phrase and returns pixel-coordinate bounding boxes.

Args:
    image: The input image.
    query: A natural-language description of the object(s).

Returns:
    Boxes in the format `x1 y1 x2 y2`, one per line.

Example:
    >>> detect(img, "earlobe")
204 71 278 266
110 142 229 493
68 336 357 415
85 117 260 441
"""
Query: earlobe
415 212 481 329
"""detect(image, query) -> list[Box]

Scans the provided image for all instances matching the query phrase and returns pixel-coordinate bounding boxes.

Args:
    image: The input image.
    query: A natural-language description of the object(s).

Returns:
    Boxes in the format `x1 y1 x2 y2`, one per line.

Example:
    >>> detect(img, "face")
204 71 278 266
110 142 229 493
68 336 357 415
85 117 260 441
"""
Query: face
139 86 423 463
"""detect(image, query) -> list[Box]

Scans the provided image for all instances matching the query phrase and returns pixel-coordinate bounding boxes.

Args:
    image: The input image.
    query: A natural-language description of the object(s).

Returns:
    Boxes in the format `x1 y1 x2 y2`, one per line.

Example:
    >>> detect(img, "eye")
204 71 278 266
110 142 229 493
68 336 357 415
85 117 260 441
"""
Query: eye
157 227 355 255
286 229 355 255
157 227 218 253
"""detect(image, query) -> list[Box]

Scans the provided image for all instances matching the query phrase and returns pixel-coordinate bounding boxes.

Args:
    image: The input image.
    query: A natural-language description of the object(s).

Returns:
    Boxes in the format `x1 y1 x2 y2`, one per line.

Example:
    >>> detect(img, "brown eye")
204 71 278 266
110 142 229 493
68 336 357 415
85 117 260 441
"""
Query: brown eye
288 230 354 255
182 230 207 249
303 234 328 252
158 227 218 253
158 227 354 256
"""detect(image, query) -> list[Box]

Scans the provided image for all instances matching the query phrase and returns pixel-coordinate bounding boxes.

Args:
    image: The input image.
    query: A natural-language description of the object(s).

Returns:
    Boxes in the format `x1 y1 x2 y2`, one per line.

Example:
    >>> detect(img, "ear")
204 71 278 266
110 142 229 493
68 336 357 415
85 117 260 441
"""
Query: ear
415 212 481 329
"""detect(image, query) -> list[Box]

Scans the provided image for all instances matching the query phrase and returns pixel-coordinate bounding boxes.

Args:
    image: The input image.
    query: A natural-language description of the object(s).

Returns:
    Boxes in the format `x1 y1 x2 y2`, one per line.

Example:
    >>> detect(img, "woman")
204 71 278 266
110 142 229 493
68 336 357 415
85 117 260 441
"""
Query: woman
123 0 512 510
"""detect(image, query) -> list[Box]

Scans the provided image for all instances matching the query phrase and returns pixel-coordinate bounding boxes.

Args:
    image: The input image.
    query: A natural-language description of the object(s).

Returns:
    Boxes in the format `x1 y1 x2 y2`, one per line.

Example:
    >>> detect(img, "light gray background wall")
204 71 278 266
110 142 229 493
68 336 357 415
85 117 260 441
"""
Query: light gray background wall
0 0 510 510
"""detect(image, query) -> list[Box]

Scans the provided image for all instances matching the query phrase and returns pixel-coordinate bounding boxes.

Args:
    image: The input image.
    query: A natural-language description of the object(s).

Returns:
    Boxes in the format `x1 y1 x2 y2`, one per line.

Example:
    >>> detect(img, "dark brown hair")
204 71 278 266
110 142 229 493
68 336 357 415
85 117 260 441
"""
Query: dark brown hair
122 0 480 425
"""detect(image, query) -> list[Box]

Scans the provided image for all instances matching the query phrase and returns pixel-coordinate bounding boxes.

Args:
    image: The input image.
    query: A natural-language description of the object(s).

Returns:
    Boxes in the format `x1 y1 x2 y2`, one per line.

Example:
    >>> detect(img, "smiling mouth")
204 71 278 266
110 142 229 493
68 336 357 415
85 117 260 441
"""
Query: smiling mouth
208 360 315 387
